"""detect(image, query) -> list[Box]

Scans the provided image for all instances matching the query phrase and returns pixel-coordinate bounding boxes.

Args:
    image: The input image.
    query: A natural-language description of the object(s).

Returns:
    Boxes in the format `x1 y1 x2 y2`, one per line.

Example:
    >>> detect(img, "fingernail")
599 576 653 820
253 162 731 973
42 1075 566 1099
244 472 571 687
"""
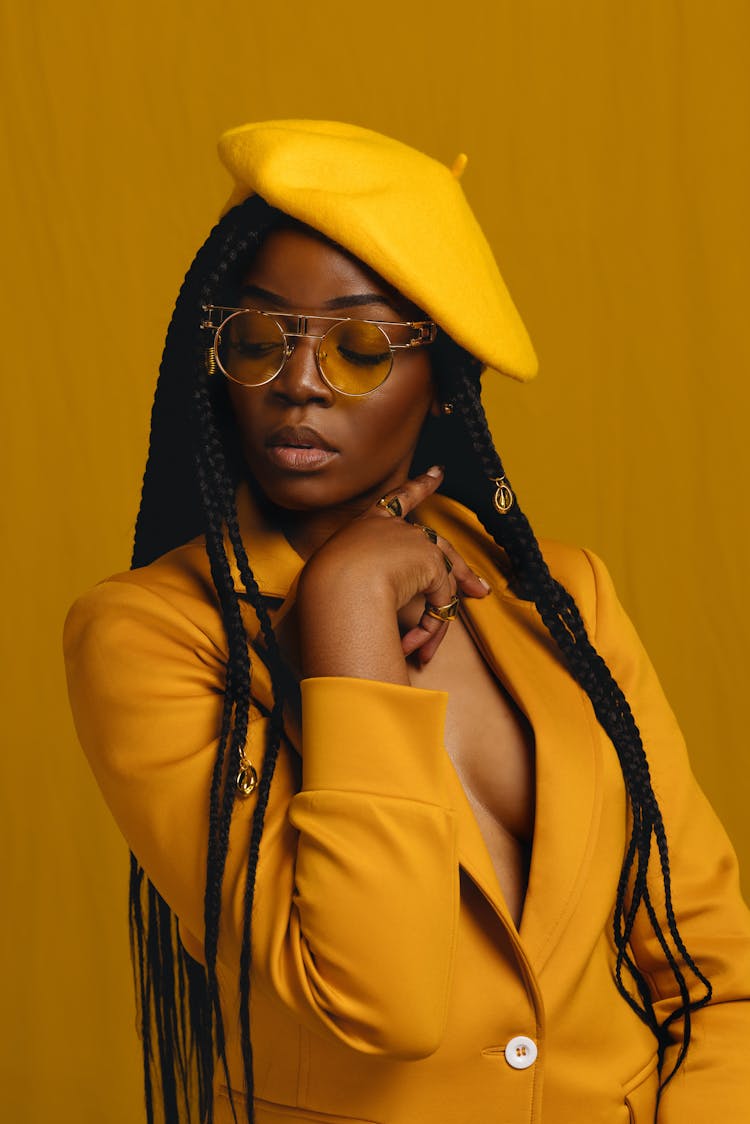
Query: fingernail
426 465 444 478
478 576 491 591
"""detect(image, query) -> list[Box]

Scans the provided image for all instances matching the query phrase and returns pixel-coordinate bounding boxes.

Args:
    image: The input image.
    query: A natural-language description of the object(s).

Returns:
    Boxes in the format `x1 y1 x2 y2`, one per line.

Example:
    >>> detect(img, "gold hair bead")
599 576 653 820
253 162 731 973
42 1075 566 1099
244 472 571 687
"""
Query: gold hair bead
492 476 514 515
236 754 258 797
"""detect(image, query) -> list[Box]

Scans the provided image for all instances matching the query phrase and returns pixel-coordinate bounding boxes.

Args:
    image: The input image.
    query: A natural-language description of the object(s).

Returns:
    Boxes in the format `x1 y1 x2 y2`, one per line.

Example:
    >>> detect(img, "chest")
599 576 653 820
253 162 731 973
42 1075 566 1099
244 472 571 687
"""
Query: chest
407 614 536 925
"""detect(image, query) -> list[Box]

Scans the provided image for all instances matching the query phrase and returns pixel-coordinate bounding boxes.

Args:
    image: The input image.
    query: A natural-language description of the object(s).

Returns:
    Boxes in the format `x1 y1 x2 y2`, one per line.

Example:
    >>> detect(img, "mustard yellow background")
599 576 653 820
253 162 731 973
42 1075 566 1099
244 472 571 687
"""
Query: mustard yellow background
2 2 748 1120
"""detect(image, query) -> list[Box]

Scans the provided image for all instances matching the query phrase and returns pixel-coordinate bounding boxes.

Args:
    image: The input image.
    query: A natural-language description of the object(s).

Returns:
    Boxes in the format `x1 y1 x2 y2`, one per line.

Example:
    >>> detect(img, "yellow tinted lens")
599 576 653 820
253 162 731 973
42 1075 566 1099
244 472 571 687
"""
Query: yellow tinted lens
217 311 285 386
320 321 392 394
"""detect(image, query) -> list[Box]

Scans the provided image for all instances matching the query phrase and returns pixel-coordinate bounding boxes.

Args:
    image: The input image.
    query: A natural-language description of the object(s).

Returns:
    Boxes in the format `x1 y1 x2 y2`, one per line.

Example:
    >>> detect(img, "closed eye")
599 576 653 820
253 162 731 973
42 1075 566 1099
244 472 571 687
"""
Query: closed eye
337 346 391 367
231 340 282 357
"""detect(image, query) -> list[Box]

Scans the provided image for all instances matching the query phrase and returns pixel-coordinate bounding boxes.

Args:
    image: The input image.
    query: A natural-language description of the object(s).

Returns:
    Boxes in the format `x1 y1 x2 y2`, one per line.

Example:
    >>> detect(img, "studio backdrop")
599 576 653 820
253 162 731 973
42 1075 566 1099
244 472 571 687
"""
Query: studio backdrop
1 2 748 1120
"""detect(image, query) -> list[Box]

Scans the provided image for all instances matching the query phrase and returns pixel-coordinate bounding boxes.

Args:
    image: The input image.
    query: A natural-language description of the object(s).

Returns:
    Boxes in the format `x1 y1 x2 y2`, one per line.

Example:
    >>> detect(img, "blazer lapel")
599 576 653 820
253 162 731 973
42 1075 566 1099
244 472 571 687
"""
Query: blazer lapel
420 495 604 972
459 590 604 972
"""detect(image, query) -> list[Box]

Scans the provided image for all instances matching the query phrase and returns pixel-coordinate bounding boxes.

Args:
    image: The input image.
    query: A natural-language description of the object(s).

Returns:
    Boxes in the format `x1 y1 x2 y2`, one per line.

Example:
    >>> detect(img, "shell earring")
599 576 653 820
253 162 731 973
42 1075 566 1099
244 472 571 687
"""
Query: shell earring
492 476 514 515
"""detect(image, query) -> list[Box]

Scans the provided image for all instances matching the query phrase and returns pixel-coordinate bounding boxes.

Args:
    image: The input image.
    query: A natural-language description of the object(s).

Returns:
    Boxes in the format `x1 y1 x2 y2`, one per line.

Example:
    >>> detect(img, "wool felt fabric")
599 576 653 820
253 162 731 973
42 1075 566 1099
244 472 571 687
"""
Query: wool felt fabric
217 119 538 382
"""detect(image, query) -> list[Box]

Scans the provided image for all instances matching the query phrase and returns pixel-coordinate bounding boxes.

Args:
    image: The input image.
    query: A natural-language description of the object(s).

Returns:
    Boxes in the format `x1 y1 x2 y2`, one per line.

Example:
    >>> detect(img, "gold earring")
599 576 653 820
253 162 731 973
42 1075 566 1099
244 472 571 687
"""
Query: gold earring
492 476 514 515
441 401 454 415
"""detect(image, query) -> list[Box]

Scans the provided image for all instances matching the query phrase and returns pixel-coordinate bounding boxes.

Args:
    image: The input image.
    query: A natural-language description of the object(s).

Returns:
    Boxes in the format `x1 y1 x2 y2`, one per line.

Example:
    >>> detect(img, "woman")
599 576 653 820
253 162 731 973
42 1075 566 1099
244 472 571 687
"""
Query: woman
64 120 750 1124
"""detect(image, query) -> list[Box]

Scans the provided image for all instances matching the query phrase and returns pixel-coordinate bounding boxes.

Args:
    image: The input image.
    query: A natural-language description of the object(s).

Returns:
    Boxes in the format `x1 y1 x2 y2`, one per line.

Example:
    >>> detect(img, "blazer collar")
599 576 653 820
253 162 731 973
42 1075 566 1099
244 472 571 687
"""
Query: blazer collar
227 483 304 600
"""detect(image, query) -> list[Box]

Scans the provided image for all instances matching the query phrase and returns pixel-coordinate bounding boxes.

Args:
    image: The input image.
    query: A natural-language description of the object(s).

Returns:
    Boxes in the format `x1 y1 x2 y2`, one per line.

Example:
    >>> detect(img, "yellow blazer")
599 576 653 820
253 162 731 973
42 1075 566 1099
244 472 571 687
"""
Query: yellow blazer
63 488 750 1124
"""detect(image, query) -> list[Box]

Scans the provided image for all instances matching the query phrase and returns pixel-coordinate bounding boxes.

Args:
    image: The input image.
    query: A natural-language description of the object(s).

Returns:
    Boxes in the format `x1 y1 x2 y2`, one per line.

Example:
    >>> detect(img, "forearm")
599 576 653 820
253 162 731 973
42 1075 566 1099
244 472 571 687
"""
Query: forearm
297 565 410 685
267 676 458 1056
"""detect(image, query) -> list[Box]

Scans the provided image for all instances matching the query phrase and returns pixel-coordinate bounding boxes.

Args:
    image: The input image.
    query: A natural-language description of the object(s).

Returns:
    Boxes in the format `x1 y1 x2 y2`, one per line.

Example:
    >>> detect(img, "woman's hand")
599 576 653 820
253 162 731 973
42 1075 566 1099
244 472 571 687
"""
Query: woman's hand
296 467 491 686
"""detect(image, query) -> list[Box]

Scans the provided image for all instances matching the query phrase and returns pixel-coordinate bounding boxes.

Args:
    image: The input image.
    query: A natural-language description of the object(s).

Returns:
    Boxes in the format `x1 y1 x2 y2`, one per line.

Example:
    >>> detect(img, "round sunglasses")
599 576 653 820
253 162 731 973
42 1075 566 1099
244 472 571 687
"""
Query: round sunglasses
201 306 436 396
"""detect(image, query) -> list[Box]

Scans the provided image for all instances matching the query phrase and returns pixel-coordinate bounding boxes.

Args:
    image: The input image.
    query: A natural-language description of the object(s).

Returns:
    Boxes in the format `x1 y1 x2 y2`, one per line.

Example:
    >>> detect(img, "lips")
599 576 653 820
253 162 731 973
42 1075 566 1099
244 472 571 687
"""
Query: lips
265 424 338 470
266 425 336 452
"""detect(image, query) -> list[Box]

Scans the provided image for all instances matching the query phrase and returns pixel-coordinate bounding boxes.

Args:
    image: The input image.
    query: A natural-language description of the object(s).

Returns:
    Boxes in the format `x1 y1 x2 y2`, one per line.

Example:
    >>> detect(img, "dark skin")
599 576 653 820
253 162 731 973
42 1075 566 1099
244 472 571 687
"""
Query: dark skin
226 227 535 925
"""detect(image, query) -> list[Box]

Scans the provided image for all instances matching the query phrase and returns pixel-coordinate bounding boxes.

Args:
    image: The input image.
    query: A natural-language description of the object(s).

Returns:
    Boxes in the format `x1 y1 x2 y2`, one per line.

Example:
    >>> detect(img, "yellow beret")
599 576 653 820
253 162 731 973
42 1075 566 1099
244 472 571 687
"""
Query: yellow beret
217 119 538 382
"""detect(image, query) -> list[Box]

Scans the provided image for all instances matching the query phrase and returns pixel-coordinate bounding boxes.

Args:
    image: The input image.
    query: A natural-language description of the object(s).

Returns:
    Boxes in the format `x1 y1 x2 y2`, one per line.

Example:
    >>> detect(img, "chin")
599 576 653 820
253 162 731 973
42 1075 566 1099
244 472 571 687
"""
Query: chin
247 470 359 514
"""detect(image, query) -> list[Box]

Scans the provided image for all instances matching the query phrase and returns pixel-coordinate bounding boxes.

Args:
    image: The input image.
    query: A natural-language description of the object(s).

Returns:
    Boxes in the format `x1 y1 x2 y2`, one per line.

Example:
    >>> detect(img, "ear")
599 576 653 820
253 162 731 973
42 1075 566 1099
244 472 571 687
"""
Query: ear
429 391 442 418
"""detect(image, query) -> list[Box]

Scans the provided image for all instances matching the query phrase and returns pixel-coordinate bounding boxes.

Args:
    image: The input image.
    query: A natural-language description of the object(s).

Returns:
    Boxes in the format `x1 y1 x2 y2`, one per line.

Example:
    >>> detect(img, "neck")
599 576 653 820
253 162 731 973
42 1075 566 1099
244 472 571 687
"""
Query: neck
247 482 375 561
278 504 367 560
246 460 427 560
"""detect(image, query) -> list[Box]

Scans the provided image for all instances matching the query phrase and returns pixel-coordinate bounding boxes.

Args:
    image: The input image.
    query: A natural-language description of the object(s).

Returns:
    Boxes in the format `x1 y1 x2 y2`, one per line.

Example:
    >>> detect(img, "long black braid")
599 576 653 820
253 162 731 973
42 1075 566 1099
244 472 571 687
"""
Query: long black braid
128 201 711 1123
424 335 712 1087
130 196 292 1123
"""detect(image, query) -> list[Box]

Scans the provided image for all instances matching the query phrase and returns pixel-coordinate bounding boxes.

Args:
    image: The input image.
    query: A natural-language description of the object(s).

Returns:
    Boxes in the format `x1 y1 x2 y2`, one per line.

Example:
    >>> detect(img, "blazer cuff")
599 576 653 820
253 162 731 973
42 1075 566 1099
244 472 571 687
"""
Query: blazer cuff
300 676 451 802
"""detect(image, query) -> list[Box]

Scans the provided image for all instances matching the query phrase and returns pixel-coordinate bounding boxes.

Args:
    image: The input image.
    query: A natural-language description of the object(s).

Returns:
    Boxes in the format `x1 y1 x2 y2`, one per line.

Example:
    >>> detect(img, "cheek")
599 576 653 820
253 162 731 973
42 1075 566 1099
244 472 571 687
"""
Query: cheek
225 386 261 449
348 384 435 476
384 361 436 436
368 394 430 445
354 362 432 431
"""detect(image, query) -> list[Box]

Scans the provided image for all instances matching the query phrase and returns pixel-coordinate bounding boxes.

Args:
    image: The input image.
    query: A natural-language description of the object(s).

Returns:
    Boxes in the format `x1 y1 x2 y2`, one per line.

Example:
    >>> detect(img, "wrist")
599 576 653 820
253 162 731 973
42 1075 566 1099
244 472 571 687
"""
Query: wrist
296 561 408 685
297 554 395 617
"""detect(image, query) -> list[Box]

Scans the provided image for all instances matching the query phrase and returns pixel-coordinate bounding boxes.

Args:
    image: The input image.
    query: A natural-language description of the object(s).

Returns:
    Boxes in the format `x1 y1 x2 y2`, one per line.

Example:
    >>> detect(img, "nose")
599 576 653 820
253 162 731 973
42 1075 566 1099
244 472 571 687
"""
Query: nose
271 336 336 406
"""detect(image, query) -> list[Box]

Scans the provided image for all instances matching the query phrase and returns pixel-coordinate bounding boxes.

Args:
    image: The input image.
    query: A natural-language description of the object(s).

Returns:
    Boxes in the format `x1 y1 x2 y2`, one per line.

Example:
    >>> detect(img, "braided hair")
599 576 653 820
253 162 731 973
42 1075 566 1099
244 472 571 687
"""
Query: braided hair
129 198 711 1123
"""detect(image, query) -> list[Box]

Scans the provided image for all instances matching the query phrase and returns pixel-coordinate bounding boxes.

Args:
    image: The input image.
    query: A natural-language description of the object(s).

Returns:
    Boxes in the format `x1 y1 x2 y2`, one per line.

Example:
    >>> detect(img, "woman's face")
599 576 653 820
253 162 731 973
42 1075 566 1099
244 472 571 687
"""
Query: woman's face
224 226 438 516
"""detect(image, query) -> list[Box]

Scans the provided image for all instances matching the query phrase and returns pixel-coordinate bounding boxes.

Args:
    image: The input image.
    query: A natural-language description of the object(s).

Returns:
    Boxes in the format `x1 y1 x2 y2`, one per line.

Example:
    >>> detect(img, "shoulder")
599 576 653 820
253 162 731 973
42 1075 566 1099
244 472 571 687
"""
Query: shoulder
75 535 218 611
63 537 228 672
537 539 614 641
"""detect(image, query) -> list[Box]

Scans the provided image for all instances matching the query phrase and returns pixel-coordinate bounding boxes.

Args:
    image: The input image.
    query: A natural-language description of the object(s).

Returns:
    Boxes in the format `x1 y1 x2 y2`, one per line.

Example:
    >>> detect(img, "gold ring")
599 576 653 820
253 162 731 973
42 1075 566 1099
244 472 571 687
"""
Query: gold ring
413 522 438 544
424 594 460 623
377 494 403 518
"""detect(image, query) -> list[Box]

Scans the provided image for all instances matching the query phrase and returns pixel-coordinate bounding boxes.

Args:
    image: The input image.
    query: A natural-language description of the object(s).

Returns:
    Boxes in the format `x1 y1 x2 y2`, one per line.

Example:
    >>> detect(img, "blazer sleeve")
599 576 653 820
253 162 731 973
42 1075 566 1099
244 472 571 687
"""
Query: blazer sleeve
63 576 459 1059
582 549 750 1121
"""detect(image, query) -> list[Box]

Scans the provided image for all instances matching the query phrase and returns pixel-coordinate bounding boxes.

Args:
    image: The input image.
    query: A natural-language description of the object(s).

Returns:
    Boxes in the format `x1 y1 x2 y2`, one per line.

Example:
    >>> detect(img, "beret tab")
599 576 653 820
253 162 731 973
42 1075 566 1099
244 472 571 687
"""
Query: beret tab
217 119 538 381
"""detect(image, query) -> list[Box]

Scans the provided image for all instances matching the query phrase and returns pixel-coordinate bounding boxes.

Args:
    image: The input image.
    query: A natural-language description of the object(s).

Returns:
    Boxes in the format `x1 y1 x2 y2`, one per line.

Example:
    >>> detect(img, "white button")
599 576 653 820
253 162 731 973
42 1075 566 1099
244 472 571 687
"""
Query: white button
504 1035 538 1070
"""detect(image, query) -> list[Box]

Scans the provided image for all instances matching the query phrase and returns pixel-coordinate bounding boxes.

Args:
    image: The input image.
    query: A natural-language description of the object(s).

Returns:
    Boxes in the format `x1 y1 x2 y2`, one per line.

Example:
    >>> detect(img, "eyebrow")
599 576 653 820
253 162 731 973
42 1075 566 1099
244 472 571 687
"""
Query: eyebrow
239 283 401 315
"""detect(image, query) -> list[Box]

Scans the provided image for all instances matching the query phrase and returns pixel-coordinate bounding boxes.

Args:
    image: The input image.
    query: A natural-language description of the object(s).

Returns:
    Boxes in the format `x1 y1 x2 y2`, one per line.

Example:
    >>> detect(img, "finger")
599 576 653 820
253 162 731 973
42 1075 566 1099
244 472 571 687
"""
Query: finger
401 604 450 654
438 539 491 599
400 561 456 654
404 520 490 600
401 620 449 663
403 585 459 663
374 465 444 520
417 623 449 665
421 558 457 617
401 623 433 657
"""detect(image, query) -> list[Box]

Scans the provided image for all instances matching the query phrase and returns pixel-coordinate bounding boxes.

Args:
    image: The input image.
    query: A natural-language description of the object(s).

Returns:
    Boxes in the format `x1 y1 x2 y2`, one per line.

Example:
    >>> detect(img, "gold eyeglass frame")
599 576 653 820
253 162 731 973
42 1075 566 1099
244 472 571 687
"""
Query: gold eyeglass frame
200 305 437 397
